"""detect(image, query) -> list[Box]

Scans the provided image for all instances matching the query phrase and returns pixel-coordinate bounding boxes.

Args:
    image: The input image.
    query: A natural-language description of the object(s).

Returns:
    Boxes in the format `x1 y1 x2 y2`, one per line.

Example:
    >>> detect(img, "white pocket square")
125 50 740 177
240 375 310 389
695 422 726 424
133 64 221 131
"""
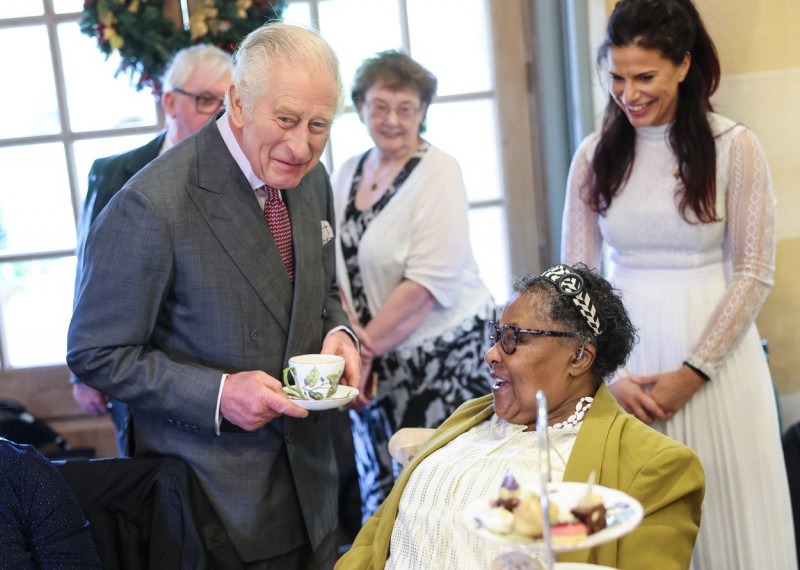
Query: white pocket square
321 220 334 245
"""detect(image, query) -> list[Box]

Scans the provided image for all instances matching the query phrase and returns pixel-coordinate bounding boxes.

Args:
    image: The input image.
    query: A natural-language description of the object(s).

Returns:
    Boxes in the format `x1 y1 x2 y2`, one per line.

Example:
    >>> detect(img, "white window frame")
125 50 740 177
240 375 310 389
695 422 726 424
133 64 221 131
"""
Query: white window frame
0 0 544 379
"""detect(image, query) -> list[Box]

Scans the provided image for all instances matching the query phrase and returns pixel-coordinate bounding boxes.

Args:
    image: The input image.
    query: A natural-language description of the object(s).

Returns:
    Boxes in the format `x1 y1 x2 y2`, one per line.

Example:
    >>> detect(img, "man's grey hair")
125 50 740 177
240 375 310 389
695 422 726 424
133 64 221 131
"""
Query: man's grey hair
161 44 233 93
228 22 343 117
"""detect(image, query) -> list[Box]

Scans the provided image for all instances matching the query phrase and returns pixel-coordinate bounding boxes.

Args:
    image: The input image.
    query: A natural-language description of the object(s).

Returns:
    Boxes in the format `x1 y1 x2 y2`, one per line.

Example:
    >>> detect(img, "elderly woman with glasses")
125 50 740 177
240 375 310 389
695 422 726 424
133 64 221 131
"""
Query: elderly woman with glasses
332 50 495 523
336 264 704 570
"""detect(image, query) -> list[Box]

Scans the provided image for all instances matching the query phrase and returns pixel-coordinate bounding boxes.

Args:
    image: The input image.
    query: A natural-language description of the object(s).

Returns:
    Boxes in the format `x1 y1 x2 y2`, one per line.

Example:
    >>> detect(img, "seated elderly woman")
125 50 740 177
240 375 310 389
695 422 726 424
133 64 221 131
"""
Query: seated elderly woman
336 263 704 570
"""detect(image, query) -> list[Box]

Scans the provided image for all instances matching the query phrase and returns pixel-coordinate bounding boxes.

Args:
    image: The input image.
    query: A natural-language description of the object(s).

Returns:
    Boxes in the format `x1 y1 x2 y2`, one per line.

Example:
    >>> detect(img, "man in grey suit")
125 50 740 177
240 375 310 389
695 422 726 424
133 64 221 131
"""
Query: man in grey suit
72 44 233 455
68 23 361 568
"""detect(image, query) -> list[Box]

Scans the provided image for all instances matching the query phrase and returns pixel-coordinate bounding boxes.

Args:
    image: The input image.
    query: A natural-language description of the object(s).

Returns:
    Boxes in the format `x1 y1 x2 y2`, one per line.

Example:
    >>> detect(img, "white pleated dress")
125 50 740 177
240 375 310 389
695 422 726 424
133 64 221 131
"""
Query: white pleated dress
562 113 796 570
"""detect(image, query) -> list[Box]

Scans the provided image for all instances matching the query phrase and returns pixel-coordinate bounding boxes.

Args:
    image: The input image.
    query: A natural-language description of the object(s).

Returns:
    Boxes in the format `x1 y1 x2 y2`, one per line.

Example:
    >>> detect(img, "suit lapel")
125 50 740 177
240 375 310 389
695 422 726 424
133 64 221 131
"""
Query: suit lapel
184 123 294 333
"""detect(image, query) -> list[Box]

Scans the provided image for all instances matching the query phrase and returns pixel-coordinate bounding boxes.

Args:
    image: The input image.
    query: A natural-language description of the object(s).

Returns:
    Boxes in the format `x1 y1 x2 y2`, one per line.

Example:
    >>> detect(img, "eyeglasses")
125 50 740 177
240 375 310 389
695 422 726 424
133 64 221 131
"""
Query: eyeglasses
364 100 421 121
487 321 577 355
173 88 225 115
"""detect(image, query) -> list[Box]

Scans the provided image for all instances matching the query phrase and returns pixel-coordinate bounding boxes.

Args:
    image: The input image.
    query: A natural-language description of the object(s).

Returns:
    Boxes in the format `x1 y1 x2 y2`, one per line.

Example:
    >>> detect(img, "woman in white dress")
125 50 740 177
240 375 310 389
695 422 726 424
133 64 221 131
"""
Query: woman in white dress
561 0 796 568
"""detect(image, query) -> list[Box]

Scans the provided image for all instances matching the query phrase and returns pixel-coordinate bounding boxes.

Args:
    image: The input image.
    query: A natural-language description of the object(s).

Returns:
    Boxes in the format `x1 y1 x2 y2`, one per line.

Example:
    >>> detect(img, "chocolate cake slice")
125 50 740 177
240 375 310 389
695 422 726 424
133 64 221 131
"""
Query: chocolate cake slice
570 502 607 535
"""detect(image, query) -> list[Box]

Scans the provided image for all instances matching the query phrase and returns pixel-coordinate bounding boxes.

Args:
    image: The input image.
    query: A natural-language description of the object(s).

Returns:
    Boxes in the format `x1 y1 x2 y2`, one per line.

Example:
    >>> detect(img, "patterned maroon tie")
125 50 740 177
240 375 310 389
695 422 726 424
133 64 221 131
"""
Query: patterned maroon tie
263 186 295 281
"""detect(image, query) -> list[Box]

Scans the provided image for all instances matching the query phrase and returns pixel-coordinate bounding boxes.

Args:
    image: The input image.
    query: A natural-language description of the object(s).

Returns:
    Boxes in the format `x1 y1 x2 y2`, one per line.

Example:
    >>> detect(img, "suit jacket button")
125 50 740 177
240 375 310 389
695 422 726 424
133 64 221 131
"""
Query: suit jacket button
250 329 259 341
207 526 226 544
321 309 327 318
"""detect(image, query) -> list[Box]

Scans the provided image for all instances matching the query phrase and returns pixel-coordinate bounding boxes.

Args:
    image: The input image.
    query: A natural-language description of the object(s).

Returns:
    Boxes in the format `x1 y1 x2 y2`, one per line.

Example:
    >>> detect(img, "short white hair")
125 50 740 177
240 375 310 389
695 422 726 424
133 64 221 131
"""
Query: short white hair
228 22 343 117
161 44 233 92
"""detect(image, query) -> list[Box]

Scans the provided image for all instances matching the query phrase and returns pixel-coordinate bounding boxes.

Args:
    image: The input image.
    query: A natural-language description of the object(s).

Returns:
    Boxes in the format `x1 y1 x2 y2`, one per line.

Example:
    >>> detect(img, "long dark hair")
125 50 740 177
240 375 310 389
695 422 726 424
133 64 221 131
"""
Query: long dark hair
590 0 721 223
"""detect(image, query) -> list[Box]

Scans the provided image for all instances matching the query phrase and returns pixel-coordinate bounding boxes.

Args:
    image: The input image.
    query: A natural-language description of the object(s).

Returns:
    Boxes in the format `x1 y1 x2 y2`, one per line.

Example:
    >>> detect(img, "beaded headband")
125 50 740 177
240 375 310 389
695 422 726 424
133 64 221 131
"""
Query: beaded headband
540 264 603 337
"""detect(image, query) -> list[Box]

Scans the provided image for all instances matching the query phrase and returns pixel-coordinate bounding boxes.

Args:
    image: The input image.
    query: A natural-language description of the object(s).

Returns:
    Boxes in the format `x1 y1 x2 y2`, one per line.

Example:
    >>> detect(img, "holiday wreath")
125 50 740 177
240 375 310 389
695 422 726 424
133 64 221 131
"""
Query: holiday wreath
80 0 286 94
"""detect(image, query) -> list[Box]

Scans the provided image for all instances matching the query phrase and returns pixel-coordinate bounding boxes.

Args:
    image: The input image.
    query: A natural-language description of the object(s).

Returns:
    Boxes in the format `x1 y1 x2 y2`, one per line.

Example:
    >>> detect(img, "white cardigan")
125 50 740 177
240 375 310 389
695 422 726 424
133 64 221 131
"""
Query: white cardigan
332 144 494 351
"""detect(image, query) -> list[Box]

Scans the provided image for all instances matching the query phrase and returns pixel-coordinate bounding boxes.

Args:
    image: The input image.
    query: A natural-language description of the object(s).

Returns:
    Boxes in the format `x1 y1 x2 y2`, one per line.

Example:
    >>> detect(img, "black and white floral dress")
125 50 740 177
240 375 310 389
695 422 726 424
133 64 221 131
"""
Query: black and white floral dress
336 142 495 521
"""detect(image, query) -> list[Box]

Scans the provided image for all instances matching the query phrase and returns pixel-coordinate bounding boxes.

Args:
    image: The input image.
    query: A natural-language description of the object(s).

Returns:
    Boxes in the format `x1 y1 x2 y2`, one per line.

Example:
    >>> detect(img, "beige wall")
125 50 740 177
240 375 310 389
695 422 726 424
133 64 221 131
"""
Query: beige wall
702 0 800 400
700 1 800 74
600 0 800 420
601 1 800 71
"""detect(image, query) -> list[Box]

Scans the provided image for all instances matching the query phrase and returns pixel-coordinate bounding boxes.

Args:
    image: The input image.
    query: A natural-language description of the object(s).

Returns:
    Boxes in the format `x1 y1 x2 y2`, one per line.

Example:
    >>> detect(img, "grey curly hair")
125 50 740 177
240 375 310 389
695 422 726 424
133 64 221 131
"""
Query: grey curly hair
514 263 638 382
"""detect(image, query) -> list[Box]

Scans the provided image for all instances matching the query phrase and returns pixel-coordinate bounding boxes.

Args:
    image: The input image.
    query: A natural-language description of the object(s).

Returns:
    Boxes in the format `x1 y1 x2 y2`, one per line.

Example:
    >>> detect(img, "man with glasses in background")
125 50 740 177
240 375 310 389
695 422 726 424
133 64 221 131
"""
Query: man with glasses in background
71 44 233 455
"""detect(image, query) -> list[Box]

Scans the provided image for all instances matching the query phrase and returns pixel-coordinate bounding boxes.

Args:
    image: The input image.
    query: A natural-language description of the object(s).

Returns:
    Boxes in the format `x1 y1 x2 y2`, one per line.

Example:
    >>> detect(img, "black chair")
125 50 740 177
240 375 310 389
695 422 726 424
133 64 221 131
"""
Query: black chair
0 399 95 460
782 421 800 567
54 456 243 570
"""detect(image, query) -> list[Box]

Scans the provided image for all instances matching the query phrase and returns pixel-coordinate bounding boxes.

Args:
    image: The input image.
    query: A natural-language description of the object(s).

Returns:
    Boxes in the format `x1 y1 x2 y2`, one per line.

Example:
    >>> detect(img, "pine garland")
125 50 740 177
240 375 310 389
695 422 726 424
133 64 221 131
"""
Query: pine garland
80 0 286 95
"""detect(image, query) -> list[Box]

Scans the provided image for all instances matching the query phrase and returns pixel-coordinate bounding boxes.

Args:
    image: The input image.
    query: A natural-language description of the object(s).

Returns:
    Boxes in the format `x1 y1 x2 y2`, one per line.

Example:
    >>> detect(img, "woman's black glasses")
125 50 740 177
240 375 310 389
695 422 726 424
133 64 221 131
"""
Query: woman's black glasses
488 321 576 355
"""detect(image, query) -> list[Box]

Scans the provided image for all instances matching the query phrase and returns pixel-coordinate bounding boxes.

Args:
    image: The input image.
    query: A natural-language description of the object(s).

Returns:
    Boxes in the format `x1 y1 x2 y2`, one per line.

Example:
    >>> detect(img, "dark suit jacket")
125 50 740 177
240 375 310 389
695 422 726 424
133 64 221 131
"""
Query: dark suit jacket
55 456 243 570
68 118 348 562
782 422 800 566
75 132 166 275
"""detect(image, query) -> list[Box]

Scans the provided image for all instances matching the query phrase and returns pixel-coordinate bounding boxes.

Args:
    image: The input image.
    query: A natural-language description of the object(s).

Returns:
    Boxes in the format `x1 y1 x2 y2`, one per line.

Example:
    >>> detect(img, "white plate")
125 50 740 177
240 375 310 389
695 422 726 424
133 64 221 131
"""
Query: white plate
283 385 359 411
461 482 643 552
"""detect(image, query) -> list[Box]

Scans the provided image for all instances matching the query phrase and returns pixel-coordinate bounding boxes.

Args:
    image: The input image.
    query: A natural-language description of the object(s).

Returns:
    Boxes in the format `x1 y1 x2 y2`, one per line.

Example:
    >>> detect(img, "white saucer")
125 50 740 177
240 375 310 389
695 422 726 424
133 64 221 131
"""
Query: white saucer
282 385 359 411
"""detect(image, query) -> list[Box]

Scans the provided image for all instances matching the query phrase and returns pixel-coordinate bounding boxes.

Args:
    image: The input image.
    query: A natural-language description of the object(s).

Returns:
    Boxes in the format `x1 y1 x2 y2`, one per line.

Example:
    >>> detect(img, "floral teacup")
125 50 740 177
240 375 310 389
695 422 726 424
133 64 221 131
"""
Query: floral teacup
282 354 344 400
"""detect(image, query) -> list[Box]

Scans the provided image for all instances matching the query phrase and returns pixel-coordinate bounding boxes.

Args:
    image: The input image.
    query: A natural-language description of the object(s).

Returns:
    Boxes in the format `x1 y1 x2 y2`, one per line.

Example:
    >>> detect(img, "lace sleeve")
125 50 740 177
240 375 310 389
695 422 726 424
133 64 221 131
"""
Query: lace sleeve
685 128 777 377
561 137 604 269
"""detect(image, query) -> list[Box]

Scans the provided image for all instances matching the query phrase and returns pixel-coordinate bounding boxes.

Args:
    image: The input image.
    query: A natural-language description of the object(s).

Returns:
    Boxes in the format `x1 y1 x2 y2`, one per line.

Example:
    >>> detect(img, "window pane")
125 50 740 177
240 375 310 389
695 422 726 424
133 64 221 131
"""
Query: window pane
0 25 60 138
283 1 312 27
469 206 510 305
73 134 158 206
0 257 75 367
329 111 373 171
53 0 83 14
407 0 493 96
0 144 76 255
58 22 158 132
318 0 402 92
425 98 502 203
0 1 43 18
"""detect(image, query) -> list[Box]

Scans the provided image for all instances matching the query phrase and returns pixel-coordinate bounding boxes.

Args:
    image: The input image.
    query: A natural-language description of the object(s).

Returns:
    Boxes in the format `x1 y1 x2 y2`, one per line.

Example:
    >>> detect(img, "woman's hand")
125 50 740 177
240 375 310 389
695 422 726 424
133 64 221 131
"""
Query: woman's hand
345 326 376 411
608 376 668 425
72 383 111 416
352 323 374 355
354 324 376 392
631 365 706 420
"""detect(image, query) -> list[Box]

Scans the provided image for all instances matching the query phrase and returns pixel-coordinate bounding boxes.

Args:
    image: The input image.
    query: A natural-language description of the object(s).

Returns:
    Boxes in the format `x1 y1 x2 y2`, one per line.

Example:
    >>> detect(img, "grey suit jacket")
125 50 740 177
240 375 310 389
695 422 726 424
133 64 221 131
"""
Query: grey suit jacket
68 119 348 562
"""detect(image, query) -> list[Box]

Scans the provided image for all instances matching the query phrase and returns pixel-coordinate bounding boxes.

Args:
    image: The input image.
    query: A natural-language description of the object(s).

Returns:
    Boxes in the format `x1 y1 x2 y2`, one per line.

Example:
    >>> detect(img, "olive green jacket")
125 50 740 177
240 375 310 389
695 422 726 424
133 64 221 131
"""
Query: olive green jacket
336 383 704 570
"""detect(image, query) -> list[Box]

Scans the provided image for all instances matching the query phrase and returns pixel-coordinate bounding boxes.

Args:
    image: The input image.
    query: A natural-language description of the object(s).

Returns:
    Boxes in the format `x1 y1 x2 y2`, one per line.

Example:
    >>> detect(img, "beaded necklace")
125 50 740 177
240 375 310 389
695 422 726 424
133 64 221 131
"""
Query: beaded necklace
551 396 593 429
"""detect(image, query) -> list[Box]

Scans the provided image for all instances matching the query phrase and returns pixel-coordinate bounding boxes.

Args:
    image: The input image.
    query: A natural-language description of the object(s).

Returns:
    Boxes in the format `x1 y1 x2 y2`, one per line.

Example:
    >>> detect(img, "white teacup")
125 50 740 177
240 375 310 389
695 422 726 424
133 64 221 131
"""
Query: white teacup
282 354 345 400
